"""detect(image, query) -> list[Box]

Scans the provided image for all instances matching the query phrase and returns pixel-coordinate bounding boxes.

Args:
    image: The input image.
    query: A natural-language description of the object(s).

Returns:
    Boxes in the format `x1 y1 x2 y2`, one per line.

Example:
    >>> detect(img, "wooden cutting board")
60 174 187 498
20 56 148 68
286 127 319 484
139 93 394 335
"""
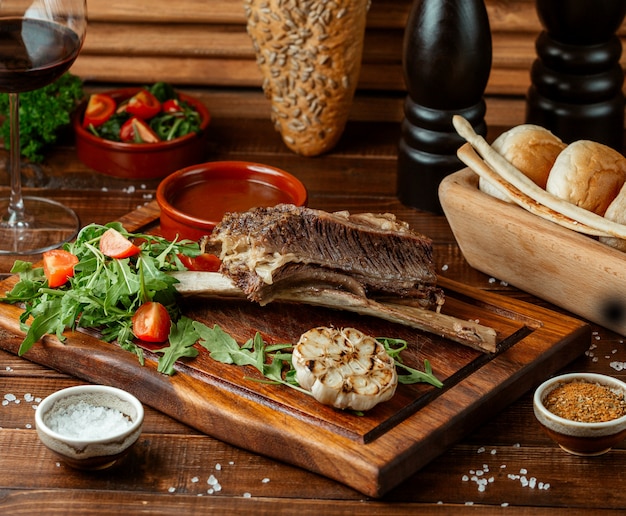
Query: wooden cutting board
0 201 590 497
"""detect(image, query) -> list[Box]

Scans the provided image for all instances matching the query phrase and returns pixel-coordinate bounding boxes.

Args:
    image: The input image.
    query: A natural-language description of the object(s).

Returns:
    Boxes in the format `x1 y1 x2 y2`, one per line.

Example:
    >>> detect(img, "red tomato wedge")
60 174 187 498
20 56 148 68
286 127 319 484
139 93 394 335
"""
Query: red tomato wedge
162 99 182 113
125 89 161 119
177 253 221 272
132 302 171 343
120 117 160 143
42 249 79 288
82 93 116 128
99 228 141 259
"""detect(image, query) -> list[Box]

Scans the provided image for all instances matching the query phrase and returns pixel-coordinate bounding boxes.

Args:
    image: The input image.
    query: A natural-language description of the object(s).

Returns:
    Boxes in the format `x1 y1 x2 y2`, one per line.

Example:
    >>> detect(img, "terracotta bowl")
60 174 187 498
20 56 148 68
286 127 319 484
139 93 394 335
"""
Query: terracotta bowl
73 88 211 180
156 160 308 241
35 385 144 470
533 372 626 456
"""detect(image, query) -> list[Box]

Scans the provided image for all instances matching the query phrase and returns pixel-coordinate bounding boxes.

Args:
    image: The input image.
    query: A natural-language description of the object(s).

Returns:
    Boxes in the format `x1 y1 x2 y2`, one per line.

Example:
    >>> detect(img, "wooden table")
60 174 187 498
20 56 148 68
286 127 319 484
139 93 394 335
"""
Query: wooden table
0 89 624 514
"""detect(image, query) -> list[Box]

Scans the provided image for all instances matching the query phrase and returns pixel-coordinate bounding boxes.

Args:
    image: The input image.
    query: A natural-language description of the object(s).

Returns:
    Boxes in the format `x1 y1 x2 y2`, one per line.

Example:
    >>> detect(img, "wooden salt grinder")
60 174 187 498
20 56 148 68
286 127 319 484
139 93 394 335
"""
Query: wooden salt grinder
397 0 492 213
526 0 626 152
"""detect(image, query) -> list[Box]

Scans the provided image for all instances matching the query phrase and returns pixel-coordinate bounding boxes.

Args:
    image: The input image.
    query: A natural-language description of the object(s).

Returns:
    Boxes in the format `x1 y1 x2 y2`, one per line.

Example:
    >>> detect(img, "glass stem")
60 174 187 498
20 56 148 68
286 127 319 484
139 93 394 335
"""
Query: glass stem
7 92 24 225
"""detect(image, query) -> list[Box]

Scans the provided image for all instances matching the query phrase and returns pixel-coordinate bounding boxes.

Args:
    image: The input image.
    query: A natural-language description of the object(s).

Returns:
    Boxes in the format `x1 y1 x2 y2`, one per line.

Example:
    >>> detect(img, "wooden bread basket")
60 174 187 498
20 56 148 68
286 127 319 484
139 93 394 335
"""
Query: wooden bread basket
440 167 626 337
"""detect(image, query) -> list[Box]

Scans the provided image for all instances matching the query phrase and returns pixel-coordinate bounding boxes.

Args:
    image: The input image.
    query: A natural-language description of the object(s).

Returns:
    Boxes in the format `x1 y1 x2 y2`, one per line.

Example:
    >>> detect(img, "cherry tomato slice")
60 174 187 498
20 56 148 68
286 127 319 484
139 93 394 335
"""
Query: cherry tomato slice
82 93 116 128
132 301 171 343
42 249 79 288
125 89 161 119
120 117 160 143
99 228 141 258
162 99 182 113
177 253 221 272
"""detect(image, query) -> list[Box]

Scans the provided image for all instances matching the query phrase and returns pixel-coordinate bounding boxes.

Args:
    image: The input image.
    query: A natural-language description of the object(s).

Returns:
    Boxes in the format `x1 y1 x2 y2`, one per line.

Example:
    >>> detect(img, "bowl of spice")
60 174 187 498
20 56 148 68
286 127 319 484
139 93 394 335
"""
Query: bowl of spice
533 372 626 456
73 82 211 179
35 384 144 470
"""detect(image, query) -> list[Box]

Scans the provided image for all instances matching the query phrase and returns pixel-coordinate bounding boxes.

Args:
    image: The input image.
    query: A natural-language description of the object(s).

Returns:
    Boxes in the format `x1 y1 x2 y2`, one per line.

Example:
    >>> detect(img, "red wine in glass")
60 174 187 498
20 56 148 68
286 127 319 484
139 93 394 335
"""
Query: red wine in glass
0 18 81 93
0 12 85 255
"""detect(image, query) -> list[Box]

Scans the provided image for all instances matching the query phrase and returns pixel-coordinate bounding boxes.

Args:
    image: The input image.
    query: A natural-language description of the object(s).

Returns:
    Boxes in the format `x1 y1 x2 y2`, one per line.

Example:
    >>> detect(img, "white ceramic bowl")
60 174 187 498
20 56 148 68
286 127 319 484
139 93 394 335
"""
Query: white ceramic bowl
35 384 144 470
533 372 626 456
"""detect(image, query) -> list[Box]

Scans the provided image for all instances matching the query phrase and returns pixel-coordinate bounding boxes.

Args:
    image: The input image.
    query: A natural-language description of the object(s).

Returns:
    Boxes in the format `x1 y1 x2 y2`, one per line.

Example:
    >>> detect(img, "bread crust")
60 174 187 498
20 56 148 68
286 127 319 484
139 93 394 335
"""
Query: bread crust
479 124 565 201
244 0 370 157
545 140 626 216
600 183 626 251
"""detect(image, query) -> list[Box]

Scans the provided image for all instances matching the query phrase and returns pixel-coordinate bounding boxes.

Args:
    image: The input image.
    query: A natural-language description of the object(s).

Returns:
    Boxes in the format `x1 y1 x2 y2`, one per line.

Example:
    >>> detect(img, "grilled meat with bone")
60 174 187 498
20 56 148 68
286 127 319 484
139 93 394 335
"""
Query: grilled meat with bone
202 204 444 309
173 204 498 353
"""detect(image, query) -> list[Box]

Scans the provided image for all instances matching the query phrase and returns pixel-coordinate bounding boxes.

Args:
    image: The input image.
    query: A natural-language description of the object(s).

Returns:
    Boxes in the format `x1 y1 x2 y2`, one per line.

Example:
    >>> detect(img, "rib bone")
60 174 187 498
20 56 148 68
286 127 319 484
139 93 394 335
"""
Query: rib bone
171 271 497 353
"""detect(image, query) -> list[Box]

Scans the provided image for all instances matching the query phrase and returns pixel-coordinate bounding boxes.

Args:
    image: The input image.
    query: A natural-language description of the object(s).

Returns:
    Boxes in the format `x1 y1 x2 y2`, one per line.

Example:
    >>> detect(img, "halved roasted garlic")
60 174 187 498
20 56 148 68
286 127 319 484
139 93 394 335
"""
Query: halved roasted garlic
292 327 398 411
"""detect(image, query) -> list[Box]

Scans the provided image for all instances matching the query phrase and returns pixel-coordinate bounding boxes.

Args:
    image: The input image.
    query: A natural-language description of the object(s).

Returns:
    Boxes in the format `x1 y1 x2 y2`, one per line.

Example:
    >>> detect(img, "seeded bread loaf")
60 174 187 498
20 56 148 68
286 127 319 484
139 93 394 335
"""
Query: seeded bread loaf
244 0 370 156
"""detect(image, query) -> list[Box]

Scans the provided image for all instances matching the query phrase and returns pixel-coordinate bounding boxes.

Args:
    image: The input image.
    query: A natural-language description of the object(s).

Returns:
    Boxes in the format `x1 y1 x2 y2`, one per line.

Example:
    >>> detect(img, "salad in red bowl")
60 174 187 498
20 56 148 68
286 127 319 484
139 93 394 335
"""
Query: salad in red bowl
74 82 211 180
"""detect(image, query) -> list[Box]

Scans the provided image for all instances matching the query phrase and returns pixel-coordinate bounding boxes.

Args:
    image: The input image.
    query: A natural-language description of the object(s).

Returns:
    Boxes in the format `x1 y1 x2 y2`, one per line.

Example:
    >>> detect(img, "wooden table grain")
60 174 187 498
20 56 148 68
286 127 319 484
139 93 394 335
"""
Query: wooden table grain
0 93 624 514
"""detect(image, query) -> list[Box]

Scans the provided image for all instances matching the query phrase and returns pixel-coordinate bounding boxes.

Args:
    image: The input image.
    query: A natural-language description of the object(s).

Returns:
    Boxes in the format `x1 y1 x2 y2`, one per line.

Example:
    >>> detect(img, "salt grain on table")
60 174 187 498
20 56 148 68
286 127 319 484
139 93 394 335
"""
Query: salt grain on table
44 400 133 439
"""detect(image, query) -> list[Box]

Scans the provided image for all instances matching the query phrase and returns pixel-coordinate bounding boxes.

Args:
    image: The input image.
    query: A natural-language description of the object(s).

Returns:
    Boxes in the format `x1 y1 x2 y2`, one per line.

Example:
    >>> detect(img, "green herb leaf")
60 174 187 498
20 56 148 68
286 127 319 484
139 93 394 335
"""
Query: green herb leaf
18 297 65 355
156 316 200 375
0 73 84 162
194 322 260 367
377 337 443 388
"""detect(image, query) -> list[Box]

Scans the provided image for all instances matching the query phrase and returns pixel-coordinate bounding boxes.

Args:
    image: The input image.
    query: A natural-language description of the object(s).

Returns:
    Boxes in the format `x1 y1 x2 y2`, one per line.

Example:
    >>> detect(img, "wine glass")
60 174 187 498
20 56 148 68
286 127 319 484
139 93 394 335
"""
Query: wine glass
0 0 87 255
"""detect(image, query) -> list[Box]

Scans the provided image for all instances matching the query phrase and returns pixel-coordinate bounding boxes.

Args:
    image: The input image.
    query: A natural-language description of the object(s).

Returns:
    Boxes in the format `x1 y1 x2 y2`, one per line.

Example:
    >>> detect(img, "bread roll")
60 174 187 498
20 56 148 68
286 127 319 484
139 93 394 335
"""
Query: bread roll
244 0 370 157
545 140 626 216
600 182 626 251
479 124 566 201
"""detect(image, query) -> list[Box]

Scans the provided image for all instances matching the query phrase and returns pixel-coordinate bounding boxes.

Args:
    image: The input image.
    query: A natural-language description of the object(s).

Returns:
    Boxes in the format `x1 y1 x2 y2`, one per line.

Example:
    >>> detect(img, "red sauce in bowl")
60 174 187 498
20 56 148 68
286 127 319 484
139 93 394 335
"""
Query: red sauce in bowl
170 178 296 222
157 161 308 241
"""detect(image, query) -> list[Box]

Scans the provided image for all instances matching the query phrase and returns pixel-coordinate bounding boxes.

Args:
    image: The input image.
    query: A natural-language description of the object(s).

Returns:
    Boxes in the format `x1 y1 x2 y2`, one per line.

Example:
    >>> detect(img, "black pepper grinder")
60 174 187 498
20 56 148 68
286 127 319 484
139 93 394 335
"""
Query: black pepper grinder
397 0 492 213
526 0 626 152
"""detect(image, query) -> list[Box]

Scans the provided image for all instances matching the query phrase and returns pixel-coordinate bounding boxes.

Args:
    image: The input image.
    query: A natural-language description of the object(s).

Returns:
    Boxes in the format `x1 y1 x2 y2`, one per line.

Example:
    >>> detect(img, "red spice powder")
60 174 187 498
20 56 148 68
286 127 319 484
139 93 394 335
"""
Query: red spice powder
544 380 626 423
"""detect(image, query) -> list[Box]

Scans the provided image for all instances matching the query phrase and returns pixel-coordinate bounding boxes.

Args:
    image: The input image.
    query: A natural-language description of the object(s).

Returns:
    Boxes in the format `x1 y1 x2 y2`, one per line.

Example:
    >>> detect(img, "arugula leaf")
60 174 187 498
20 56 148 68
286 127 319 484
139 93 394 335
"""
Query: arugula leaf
156 316 200 375
194 322 259 367
18 297 65 355
148 82 177 102
377 337 443 388
394 359 442 387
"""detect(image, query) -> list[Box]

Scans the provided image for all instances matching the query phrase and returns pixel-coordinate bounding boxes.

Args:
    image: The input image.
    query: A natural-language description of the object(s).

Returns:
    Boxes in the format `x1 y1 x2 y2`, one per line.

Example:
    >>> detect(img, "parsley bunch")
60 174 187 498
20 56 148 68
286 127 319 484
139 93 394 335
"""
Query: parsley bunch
1 222 200 364
0 73 84 162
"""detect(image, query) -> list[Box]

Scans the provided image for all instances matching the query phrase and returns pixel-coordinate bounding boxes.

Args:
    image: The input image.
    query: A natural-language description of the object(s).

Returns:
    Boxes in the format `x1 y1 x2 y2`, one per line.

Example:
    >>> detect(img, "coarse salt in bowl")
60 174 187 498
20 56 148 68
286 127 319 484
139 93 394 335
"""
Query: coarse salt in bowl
533 372 626 456
35 384 144 470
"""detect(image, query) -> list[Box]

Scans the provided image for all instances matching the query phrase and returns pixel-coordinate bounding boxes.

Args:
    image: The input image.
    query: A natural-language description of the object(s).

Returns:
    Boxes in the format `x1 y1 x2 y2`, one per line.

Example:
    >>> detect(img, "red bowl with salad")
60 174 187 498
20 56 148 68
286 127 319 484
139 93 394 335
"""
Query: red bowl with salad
73 83 211 180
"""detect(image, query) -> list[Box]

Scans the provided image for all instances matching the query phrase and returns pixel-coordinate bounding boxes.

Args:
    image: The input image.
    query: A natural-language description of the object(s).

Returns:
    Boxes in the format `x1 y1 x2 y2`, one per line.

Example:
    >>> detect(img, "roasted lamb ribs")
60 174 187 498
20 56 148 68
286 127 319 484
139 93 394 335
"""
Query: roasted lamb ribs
173 204 497 352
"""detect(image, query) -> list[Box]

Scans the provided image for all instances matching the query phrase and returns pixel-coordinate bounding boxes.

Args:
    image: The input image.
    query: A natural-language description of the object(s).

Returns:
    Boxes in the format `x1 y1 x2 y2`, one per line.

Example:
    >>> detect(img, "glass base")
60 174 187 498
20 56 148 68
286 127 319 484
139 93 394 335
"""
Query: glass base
0 196 80 255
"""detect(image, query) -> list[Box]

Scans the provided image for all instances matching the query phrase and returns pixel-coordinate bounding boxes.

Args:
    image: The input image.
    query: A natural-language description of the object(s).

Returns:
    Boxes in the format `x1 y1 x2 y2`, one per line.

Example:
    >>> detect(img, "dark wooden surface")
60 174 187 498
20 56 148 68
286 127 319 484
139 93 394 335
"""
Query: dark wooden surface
1 88 625 514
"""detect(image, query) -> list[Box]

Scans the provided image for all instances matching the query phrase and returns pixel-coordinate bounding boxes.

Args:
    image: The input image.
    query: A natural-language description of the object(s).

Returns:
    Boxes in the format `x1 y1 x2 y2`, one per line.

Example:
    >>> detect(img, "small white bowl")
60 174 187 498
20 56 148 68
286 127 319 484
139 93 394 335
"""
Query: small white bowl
533 372 626 456
35 385 144 470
